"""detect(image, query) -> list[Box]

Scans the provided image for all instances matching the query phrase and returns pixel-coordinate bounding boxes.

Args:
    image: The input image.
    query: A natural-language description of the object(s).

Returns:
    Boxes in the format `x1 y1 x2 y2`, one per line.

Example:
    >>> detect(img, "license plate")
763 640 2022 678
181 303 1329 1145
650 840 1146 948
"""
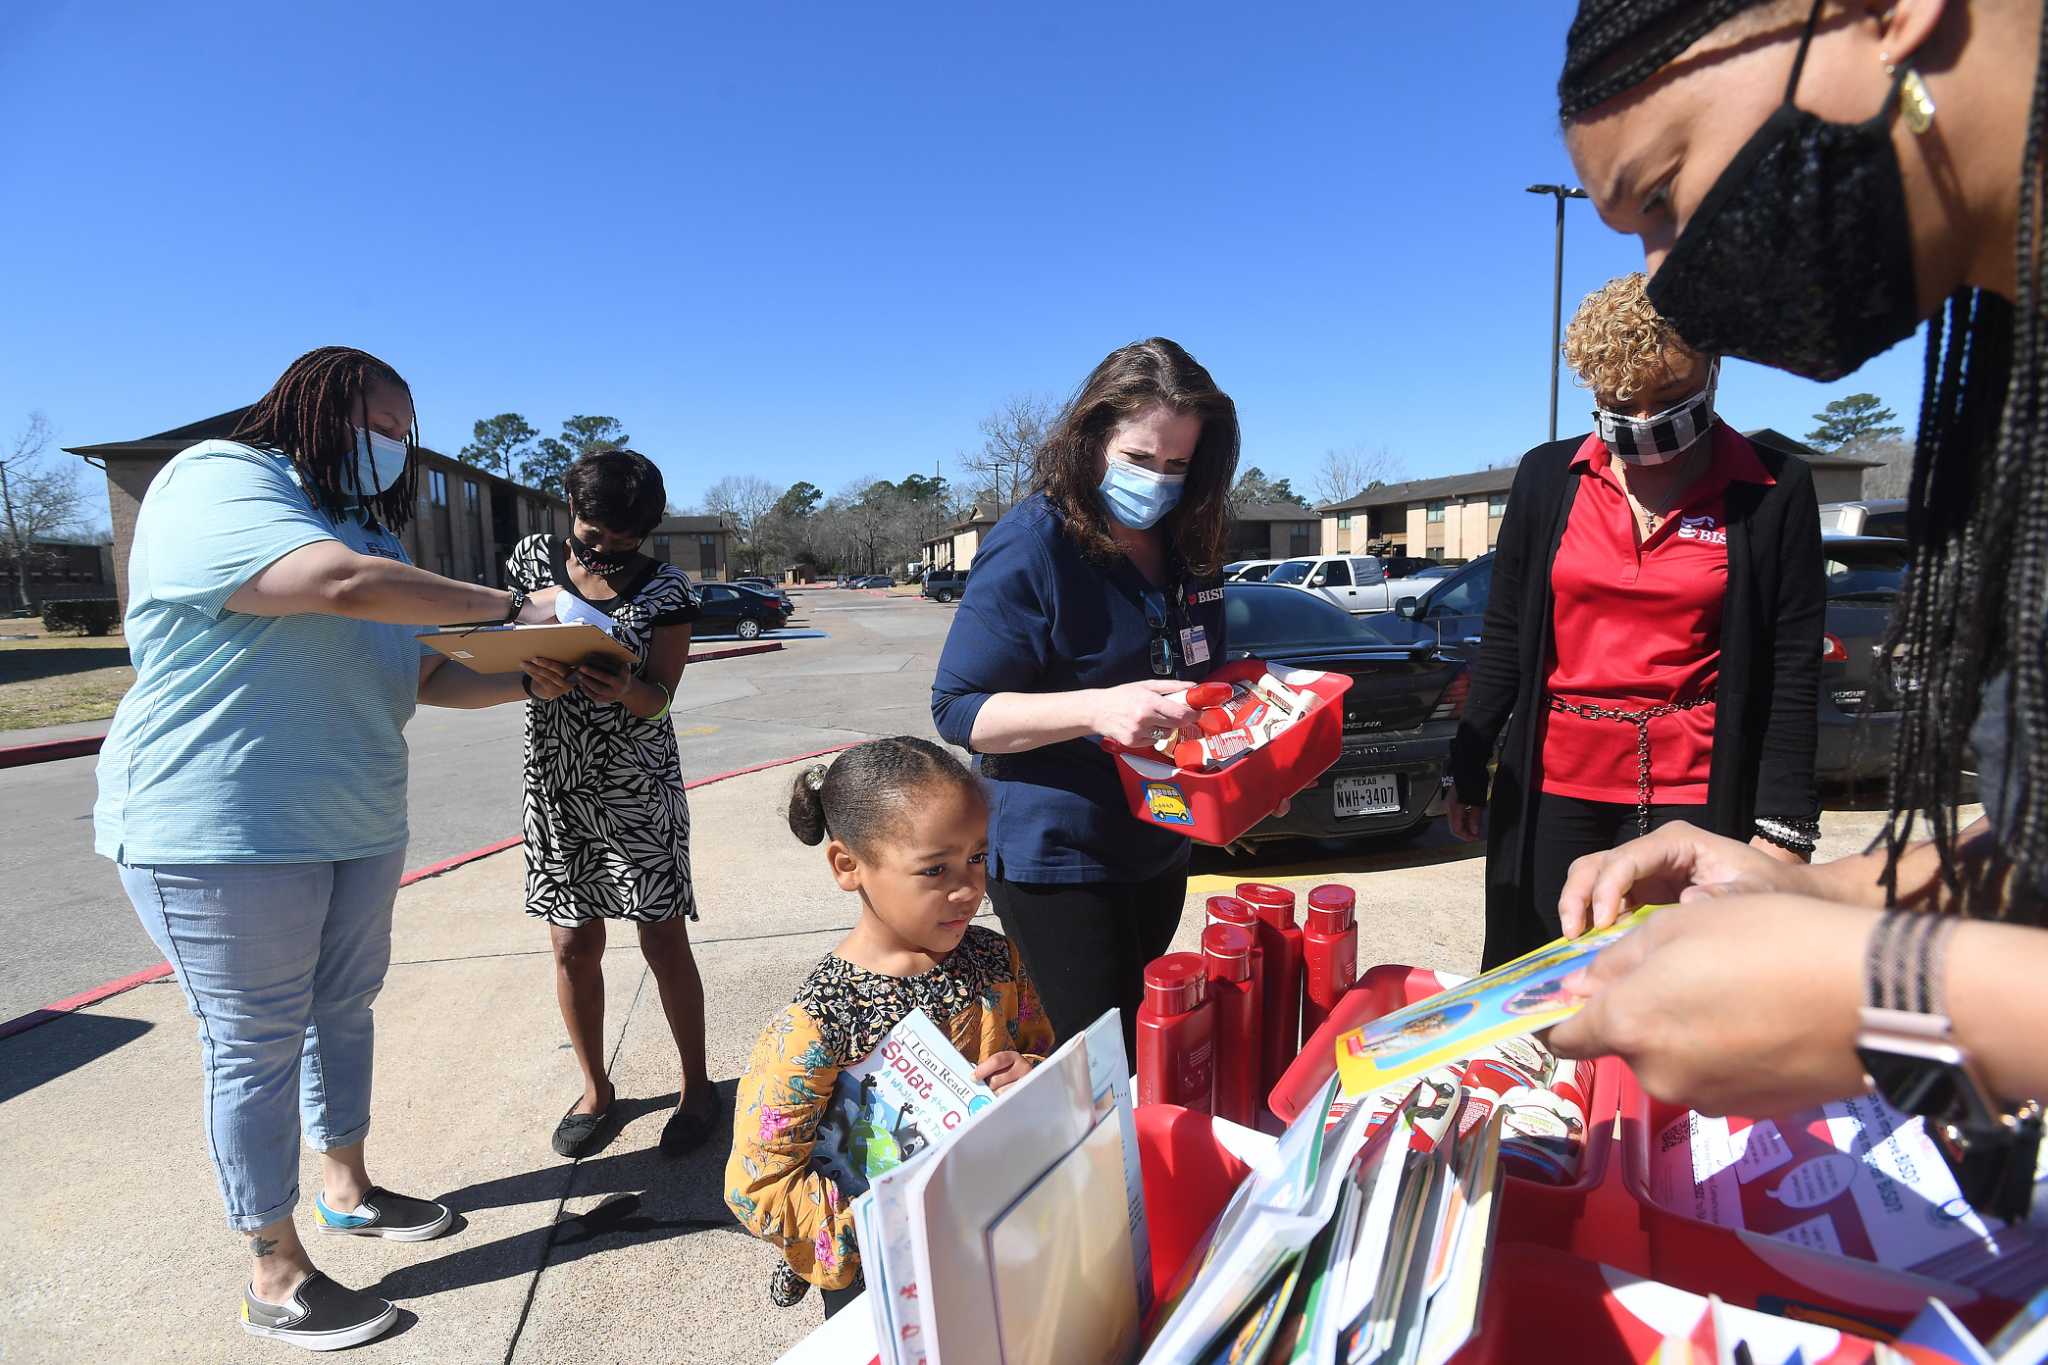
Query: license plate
1334 773 1401 818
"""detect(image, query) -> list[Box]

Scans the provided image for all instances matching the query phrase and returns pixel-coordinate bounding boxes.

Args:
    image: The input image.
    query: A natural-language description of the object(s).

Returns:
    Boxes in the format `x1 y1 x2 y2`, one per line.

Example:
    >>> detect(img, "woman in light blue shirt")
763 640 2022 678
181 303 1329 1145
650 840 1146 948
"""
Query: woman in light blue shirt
97 346 565 1351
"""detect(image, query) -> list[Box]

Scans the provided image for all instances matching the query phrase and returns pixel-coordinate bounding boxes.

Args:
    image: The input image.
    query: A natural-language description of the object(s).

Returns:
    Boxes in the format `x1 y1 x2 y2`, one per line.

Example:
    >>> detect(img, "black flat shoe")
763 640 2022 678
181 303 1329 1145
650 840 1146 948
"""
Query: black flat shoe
551 1095 618 1159
659 1093 721 1156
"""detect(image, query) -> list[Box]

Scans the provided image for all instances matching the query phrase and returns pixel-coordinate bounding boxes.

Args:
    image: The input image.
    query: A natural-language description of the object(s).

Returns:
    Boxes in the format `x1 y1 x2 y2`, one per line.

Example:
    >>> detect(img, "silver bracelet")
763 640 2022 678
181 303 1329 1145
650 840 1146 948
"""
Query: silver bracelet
1754 816 1820 853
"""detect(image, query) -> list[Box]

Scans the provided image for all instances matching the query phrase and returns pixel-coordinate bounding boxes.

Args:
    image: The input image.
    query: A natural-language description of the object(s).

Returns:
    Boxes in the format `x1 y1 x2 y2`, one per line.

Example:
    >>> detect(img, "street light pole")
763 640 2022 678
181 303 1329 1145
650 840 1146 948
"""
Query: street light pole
1526 184 1588 442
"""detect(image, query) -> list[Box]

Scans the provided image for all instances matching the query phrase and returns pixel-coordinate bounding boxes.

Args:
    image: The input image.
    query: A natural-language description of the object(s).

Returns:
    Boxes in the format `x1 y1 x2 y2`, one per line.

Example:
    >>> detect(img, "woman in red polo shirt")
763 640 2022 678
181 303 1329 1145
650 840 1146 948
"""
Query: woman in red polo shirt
1448 274 1825 968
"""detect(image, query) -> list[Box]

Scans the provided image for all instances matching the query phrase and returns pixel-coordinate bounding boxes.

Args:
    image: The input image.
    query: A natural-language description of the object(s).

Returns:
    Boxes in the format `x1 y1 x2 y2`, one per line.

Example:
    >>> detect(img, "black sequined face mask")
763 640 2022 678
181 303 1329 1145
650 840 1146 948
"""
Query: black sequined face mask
567 528 636 577
1646 0 1922 382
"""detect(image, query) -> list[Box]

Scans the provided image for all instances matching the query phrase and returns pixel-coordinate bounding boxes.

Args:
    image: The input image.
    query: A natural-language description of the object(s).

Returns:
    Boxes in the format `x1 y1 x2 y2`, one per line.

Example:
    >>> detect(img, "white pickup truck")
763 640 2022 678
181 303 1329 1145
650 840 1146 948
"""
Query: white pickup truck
1262 555 1402 613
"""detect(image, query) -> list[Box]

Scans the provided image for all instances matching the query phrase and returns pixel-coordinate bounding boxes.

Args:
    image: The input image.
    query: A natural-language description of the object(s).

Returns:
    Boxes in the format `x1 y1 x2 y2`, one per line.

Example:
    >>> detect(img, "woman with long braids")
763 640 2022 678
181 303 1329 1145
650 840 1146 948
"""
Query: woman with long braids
931 338 1237 1060
1541 0 2048 1149
96 347 564 1350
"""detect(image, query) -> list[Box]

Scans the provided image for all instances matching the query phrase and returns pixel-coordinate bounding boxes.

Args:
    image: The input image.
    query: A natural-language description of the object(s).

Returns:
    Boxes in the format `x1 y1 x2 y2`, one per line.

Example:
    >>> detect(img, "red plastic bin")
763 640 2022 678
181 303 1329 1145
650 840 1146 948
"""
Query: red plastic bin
1266 962 1641 1267
1449 1246 1896 1365
1099 659 1352 847
1614 1067 2019 1339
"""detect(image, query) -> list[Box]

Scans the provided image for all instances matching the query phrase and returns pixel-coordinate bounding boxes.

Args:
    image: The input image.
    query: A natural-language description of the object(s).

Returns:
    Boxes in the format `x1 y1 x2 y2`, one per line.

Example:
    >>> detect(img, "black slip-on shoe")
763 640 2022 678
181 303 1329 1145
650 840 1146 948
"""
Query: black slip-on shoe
551 1099 618 1159
242 1273 397 1351
315 1186 453 1242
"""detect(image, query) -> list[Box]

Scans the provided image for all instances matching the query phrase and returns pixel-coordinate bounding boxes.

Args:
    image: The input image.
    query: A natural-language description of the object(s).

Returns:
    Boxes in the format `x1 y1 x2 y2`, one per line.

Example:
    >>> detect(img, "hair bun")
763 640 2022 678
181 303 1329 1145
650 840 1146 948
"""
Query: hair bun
787 764 831 845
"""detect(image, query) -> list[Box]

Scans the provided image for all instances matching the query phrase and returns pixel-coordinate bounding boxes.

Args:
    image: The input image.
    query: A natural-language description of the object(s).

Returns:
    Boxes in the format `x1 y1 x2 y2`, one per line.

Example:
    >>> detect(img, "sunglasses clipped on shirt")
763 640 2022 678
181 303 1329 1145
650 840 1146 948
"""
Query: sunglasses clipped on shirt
1142 589 1176 678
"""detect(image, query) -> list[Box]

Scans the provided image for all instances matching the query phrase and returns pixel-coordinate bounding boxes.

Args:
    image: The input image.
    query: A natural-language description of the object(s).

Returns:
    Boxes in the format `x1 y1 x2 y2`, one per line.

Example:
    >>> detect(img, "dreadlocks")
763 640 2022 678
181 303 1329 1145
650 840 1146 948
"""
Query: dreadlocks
1561 0 2048 908
231 347 419 531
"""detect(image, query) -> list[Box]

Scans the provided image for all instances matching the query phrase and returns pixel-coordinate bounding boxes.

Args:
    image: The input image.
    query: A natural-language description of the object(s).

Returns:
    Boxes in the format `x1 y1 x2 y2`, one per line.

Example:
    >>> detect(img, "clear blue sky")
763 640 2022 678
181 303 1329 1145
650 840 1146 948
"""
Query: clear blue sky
1 2 1926 525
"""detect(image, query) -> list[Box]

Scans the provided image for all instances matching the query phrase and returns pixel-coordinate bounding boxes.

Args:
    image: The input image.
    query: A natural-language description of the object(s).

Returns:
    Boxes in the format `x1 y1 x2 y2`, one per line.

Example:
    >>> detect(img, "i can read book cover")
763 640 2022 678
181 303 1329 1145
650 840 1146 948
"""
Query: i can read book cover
810 1008 994 1199
1333 905 1664 1097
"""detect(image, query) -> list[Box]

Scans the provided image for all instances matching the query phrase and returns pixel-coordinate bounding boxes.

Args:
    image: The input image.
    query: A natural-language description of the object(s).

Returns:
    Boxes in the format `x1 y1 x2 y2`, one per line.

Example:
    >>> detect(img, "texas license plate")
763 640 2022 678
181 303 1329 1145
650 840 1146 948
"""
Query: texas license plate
1334 773 1401 818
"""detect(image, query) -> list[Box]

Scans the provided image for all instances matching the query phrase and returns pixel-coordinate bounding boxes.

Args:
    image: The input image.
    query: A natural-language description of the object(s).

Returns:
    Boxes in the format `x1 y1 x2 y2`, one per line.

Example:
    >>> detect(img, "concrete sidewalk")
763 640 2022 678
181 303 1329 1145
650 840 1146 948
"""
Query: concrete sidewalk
0 761 1945 1364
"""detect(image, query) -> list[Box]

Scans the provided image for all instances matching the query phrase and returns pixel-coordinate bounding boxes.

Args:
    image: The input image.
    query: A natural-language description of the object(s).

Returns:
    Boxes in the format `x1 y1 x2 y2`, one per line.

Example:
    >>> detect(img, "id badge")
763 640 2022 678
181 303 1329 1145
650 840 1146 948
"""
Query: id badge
1180 624 1211 667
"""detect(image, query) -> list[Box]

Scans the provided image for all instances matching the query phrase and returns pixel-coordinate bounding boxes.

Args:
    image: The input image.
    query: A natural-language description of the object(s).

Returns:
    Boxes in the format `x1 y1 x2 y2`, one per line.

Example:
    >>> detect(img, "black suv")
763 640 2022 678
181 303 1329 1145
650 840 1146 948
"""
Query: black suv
921 569 969 603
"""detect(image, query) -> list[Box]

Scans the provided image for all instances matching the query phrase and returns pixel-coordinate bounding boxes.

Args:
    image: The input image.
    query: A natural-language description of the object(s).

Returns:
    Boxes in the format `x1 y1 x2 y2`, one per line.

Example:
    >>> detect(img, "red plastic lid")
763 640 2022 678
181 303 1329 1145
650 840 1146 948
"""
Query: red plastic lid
1205 894 1257 930
1236 881 1297 927
1201 924 1253 982
1143 953 1208 1015
1306 884 1354 934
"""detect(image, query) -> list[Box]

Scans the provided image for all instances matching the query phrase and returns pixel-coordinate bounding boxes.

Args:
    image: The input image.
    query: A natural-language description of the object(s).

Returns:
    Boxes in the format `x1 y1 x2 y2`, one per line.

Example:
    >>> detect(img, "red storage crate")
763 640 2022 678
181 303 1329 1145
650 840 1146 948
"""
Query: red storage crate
1450 1246 1897 1365
1099 659 1352 847
1265 962 1639 1266
1614 1068 2019 1339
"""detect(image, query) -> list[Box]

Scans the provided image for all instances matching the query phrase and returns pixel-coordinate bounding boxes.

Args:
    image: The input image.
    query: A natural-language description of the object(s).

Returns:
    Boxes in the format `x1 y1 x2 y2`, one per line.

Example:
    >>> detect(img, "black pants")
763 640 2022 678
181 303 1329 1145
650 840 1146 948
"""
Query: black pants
989 866 1189 1064
820 1282 862 1319
1483 792 1701 969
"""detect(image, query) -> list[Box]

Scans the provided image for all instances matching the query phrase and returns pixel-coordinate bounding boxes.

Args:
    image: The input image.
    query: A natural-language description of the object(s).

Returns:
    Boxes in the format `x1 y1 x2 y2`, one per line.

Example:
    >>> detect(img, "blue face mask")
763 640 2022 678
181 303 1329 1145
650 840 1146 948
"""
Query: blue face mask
1099 458 1186 530
351 426 410 498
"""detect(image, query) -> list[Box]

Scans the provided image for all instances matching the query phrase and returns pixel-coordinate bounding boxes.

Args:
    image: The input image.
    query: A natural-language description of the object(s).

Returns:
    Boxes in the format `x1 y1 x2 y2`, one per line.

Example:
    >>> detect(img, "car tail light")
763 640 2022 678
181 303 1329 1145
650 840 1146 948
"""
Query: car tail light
1430 671 1471 722
1822 633 1849 663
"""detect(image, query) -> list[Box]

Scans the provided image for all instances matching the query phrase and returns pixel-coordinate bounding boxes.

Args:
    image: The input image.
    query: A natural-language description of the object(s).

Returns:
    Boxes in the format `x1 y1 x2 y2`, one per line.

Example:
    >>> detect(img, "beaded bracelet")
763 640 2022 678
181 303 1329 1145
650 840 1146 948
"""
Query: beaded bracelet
1754 815 1821 854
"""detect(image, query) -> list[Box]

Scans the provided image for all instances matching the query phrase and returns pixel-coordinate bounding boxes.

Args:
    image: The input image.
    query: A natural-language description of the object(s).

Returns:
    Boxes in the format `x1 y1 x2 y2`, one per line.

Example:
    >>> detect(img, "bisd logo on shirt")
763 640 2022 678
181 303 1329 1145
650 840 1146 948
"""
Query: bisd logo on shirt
1676 514 1727 545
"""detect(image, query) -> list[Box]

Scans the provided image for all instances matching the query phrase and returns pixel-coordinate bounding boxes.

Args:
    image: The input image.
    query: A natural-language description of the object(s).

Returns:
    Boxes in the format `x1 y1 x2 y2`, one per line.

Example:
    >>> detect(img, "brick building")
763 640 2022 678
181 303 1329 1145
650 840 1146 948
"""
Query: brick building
5 539 116 612
647 513 737 583
67 408 569 608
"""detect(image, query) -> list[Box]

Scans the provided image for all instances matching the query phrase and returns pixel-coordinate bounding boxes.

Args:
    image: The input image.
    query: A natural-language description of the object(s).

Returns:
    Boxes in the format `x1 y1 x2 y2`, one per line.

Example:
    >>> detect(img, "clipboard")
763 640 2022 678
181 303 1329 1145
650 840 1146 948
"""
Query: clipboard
417 622 636 674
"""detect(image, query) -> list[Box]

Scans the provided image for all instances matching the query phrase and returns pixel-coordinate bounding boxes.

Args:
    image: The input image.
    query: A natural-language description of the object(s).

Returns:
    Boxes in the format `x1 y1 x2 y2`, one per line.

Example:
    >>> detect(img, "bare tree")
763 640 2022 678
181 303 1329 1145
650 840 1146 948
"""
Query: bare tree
699 474 780 573
959 394 1056 514
1 412 86 610
1312 444 1404 509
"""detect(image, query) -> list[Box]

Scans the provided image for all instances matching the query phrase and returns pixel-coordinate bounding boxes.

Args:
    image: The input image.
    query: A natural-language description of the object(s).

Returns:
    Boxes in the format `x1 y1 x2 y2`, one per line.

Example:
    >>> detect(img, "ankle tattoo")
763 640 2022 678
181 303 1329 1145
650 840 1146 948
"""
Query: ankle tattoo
249 1234 279 1258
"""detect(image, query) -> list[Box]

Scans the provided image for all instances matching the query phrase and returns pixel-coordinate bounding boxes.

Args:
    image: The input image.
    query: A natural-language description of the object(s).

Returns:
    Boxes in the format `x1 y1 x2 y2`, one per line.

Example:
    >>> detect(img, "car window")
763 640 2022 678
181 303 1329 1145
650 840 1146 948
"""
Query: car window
1423 559 1493 618
1223 586 1368 651
1266 560 1312 585
1240 563 1274 582
1862 511 1907 539
1350 557 1383 582
1320 560 1352 587
701 585 733 602
1823 545 1909 599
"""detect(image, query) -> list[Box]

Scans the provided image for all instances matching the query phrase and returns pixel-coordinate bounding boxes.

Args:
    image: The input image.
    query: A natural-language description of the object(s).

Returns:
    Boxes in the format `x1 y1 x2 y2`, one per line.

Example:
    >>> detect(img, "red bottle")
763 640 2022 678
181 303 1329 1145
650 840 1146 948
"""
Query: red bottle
1136 953 1215 1112
1201 925 1262 1127
1236 882 1304 1094
1205 895 1266 990
1301 884 1360 1040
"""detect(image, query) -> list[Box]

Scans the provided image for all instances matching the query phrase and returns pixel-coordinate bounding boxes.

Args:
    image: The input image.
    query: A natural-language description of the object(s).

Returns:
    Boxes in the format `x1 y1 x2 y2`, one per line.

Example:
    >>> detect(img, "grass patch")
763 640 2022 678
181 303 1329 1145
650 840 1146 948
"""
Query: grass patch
0 623 133 731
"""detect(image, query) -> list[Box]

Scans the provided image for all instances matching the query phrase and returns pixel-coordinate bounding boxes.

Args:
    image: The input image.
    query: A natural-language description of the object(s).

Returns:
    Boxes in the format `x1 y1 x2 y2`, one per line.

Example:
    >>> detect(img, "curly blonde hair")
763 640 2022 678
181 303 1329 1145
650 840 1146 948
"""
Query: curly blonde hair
1561 273 1705 404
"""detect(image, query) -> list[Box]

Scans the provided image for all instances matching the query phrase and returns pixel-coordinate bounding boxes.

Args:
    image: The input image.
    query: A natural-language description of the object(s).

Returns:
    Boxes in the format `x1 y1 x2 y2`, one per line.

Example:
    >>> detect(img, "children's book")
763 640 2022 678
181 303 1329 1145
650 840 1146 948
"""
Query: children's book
1333 904 1663 1097
810 1008 993 1200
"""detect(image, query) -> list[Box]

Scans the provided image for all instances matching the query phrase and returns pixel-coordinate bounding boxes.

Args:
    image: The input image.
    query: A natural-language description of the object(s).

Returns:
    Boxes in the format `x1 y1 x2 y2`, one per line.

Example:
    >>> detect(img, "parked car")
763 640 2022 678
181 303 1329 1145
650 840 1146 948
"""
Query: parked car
1819 498 1907 539
1221 583 1468 848
1382 560 1459 604
1223 559 1279 583
922 568 969 602
1262 554 1400 613
1381 555 1493 658
850 574 895 589
1816 534 1909 783
694 582 789 639
729 577 794 612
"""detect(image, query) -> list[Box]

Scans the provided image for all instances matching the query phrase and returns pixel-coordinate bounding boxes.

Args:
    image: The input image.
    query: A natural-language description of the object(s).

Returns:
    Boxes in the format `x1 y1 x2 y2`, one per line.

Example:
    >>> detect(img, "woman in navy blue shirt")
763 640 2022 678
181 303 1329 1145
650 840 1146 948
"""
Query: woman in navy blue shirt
932 338 1238 1058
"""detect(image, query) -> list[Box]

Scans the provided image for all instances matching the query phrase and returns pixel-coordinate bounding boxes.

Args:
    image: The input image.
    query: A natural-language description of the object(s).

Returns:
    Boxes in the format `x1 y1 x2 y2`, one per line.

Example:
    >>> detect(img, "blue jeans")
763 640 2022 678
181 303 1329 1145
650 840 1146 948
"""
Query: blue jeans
119 851 406 1232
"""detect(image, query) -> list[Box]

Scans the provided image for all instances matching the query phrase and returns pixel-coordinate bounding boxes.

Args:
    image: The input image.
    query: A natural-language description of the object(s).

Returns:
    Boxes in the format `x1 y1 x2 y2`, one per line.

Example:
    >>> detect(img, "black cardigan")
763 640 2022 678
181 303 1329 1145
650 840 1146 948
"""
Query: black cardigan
1449 430 1825 902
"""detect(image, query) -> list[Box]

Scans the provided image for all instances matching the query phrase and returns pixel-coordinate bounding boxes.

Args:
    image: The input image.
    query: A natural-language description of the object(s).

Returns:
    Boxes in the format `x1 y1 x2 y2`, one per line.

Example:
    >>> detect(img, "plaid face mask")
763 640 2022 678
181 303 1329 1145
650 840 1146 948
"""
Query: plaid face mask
1594 362 1718 466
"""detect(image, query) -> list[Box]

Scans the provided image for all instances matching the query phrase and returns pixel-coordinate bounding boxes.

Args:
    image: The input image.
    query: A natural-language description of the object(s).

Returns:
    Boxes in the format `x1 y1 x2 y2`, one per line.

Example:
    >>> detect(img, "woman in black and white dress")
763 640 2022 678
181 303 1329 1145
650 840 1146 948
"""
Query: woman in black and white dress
505 448 719 1158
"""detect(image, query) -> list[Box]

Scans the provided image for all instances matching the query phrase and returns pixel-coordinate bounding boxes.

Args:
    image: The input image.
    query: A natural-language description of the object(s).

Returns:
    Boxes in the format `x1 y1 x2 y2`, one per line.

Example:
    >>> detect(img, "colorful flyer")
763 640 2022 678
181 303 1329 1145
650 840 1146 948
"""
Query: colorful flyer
1332 905 1661 1097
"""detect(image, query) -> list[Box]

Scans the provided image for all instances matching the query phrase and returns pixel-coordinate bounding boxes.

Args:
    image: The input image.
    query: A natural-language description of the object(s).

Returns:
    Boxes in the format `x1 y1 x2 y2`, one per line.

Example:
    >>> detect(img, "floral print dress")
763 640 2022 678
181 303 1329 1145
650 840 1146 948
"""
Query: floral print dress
723 925 1055 1289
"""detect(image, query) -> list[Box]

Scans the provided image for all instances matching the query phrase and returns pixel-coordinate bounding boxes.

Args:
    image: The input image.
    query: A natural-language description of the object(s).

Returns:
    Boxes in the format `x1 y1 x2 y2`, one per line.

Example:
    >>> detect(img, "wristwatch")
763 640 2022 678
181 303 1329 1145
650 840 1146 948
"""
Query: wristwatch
504 587 529 623
1856 911 2043 1221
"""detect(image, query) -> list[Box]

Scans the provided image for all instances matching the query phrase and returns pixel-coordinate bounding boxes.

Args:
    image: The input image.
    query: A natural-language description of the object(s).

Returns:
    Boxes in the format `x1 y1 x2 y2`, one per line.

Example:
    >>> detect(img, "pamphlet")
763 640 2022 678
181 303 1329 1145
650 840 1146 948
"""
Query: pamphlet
811 1008 993 1200
1333 905 1662 1097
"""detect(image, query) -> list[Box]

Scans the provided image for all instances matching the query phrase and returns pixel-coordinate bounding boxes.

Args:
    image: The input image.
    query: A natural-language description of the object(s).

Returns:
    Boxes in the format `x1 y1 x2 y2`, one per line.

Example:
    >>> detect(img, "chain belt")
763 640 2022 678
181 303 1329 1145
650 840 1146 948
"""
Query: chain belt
1546 690 1716 836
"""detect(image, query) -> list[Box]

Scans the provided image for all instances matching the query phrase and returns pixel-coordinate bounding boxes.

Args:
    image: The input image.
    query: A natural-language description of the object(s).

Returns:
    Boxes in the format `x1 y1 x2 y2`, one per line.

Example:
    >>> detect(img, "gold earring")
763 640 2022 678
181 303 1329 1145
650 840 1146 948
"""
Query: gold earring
1883 52 1937 134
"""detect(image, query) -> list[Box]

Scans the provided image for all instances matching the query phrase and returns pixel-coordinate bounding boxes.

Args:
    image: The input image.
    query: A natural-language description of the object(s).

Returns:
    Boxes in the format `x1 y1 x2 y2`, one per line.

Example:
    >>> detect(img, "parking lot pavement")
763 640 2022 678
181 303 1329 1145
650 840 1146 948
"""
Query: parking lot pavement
0 589 956 1024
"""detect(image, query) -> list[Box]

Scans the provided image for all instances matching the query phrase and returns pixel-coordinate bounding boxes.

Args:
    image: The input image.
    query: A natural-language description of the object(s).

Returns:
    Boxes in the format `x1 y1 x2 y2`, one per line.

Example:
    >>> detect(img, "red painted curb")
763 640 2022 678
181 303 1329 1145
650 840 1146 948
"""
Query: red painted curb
0 641 786 773
0 742 860 1041
0 735 105 769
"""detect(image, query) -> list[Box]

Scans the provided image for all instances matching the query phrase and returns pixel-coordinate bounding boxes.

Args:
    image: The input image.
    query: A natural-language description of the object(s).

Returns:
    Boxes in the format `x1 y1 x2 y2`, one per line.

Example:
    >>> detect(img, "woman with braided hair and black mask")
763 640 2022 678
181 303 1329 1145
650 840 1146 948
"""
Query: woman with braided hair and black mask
1540 0 2048 1164
96 347 566 1349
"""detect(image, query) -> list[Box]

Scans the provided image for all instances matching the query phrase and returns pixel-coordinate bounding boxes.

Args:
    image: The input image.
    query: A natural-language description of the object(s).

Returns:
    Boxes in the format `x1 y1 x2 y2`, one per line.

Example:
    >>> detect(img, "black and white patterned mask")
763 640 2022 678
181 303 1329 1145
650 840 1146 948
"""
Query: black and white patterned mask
1594 362 1717 466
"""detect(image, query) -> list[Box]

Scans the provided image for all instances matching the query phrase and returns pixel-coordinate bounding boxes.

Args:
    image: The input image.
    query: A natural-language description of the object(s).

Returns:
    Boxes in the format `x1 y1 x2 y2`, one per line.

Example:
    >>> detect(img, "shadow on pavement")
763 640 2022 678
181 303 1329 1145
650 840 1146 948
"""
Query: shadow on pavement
365 1083 740 1303
0 1011 153 1104
0 645 130 684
